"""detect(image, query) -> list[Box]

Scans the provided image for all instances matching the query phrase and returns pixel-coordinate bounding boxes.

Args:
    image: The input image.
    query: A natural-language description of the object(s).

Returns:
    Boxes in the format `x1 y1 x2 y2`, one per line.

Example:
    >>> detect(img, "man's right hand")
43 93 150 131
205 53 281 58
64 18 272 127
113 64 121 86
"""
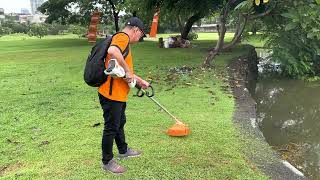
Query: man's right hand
124 71 134 83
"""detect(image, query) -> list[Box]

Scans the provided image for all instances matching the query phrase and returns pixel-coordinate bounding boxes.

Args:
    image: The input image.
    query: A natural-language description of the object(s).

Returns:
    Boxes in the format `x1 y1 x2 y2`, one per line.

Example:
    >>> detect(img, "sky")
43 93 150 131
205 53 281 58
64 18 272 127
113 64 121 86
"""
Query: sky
0 0 46 13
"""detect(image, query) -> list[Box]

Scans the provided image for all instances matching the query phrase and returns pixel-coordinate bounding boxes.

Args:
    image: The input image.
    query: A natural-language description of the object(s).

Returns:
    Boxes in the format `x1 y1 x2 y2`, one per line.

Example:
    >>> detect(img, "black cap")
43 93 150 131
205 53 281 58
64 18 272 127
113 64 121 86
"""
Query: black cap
125 17 146 37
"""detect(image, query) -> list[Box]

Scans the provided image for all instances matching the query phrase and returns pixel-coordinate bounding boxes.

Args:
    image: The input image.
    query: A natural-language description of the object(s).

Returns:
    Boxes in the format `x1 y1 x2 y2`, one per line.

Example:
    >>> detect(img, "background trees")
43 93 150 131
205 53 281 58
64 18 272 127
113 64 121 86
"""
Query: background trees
1 0 318 78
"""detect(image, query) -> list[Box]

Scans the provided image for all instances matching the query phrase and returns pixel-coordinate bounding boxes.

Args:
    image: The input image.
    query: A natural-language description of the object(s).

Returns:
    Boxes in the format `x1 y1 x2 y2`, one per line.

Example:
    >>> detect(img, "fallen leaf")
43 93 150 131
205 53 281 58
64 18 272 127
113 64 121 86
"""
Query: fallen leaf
92 122 101 127
39 141 49 147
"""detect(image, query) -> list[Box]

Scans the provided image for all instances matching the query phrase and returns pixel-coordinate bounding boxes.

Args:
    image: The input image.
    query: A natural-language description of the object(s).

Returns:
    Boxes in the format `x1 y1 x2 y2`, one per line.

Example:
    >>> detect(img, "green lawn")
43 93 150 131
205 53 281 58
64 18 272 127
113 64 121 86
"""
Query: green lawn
0 34 267 179
242 35 267 47
155 32 235 41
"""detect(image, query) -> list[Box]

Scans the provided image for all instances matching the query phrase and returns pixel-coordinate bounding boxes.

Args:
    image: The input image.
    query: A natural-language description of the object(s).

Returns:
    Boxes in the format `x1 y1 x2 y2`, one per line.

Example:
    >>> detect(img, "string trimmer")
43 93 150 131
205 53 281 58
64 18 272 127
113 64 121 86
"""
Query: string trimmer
105 59 190 136
136 85 190 137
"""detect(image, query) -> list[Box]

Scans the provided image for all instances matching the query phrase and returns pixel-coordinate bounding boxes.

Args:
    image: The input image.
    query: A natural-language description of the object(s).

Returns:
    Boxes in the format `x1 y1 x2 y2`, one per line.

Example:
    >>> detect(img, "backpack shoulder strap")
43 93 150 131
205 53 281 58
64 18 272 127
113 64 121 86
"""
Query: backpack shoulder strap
108 32 130 59
107 33 130 96
122 44 130 59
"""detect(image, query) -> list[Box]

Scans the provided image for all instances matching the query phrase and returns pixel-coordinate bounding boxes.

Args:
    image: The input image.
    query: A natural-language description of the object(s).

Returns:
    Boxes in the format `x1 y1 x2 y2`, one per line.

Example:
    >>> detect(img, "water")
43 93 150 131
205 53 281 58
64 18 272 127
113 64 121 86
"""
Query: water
252 74 320 179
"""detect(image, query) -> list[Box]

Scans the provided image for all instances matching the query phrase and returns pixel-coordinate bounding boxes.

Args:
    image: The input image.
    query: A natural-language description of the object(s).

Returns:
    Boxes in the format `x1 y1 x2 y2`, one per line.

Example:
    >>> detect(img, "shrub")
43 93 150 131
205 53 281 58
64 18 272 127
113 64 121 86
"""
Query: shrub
28 23 48 39
0 26 12 37
187 32 198 40
67 25 87 38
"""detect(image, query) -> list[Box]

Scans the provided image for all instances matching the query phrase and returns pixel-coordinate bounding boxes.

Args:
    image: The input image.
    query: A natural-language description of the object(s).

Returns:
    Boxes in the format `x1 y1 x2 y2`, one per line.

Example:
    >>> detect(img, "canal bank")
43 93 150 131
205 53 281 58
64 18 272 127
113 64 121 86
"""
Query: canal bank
228 45 307 180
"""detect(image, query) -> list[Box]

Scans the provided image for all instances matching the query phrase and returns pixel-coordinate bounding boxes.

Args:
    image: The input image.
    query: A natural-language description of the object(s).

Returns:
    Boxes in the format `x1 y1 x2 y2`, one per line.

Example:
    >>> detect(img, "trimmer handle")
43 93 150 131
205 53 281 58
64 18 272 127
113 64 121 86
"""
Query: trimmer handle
136 84 154 97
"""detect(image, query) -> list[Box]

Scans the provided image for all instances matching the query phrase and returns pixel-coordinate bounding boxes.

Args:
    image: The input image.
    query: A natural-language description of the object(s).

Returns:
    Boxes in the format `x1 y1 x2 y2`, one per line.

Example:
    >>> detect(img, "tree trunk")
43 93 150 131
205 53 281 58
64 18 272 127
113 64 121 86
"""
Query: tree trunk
223 16 248 51
108 0 119 32
203 12 227 67
181 13 202 39
177 15 184 35
114 12 119 32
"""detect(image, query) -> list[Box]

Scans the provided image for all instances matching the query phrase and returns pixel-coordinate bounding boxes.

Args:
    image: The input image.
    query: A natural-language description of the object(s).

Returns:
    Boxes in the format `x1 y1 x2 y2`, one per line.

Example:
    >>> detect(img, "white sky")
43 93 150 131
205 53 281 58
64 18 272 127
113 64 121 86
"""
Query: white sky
0 0 47 13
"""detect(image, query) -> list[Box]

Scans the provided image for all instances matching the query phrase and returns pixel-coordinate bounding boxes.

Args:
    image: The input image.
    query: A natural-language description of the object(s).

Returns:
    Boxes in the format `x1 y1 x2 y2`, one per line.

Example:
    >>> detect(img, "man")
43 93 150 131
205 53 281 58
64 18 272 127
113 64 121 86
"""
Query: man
98 17 150 174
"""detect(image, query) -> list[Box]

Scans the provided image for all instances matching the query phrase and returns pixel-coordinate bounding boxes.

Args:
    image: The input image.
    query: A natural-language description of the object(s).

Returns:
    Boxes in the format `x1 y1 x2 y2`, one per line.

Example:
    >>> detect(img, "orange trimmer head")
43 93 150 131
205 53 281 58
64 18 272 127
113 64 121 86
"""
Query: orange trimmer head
167 123 190 137
136 85 190 137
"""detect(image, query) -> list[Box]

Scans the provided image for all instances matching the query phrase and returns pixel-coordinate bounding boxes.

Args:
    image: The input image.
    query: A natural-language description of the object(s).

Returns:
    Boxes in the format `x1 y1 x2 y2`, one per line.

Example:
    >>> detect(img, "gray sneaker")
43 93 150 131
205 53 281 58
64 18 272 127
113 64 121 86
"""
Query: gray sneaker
118 148 141 159
102 159 126 174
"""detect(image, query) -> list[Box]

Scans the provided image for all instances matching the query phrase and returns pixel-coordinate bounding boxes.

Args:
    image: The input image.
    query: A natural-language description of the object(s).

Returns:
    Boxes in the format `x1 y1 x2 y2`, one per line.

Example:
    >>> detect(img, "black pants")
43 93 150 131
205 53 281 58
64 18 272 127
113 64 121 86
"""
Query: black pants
98 93 128 164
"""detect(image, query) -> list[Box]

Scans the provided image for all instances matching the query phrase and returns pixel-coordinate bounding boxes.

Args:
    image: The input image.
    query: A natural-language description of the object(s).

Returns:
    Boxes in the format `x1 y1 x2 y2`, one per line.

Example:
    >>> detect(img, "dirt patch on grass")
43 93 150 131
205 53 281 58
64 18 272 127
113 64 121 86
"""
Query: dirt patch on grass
83 159 94 166
0 161 27 176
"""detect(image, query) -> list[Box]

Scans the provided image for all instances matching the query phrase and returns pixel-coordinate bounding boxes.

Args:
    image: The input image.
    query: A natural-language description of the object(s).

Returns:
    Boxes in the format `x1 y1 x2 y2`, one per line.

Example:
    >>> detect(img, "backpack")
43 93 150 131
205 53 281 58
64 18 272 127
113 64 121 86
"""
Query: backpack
83 34 129 87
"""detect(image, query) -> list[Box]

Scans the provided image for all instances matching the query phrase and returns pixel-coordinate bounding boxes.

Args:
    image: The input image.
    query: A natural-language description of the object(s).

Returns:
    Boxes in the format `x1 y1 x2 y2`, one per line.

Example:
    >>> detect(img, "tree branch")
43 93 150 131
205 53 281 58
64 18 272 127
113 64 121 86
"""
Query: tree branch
244 2 277 20
223 16 248 50
107 0 119 32
247 8 272 20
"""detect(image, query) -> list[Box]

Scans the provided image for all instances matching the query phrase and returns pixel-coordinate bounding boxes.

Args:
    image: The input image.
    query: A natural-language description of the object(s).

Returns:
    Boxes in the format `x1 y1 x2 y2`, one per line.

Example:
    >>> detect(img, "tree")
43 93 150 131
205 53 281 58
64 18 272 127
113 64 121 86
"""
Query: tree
263 0 320 78
39 0 126 32
103 0 125 32
146 0 223 39
203 0 320 78
38 0 75 25
28 24 48 39
203 0 275 66
124 0 161 33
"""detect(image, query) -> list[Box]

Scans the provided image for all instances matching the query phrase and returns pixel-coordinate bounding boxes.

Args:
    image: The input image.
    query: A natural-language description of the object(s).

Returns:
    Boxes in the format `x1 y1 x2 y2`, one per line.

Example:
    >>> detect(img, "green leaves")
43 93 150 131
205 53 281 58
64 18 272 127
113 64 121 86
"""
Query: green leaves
234 0 253 11
281 11 300 31
281 12 298 20
284 22 298 31
263 0 320 78
280 1 320 37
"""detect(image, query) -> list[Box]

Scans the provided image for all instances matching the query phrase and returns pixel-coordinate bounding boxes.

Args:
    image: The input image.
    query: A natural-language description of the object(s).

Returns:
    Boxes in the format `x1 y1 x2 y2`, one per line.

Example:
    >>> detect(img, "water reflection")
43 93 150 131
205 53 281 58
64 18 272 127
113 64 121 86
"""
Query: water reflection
256 49 282 75
253 79 320 179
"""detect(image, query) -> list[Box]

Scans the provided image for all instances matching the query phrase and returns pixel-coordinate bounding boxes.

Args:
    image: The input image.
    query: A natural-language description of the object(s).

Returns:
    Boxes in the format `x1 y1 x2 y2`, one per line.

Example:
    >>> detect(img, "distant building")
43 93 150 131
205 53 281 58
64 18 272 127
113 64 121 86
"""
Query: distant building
1 6 47 24
2 12 47 24
191 24 218 33
19 14 47 24
21 8 30 15
29 14 47 23
6 13 22 23
30 0 45 15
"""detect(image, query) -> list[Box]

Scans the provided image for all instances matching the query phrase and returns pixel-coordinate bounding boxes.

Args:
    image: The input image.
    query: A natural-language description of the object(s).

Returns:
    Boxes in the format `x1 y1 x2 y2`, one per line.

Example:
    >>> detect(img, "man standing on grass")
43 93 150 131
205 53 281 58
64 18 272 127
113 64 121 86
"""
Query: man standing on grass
98 17 150 174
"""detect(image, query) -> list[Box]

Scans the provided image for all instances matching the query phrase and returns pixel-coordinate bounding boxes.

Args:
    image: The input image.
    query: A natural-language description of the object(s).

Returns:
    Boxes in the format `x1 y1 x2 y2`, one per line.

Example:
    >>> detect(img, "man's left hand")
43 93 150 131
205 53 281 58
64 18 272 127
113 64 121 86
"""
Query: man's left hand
139 80 150 89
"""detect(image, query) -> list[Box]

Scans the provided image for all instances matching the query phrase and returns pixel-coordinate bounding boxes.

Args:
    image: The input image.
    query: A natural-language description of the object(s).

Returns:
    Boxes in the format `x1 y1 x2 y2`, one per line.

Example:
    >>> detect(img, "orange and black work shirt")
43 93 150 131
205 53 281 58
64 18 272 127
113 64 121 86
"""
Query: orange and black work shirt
98 32 133 102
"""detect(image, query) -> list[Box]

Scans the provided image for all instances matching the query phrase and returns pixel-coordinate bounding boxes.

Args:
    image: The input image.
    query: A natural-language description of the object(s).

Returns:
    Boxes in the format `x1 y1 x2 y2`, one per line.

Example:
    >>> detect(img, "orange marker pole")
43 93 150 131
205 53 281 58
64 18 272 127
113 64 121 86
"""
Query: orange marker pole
149 10 160 38
88 11 101 43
